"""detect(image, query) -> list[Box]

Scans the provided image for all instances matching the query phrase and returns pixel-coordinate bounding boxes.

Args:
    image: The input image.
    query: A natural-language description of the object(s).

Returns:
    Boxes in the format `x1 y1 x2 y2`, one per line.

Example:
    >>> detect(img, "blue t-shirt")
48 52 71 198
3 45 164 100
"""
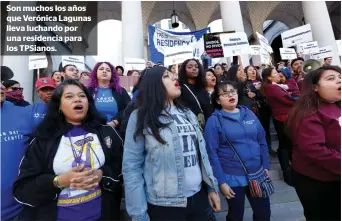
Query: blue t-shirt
94 88 118 122
55 126 104 220
1 102 34 220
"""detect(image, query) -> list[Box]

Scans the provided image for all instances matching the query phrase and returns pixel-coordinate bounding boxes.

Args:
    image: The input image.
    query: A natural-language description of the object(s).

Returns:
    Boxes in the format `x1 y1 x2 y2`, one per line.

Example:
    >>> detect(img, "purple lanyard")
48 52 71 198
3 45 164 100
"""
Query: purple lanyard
68 133 87 166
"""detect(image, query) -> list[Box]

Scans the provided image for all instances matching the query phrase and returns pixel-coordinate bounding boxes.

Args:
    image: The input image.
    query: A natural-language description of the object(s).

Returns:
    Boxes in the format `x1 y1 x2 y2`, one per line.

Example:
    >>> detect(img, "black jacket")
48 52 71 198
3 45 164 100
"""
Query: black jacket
237 80 264 113
120 100 137 139
88 87 131 125
13 124 123 220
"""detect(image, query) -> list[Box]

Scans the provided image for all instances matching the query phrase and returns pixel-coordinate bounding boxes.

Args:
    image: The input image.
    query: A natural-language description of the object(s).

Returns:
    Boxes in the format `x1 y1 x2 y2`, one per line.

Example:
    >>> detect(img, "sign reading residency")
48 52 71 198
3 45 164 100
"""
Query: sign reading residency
281 24 313 48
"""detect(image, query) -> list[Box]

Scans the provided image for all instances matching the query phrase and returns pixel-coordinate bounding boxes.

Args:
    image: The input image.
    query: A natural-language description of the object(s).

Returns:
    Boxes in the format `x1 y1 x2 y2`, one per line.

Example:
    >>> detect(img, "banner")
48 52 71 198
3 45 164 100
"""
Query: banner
148 24 210 64
281 24 313 48
124 58 146 72
297 41 319 54
256 32 273 53
62 56 85 71
279 48 297 60
203 31 235 58
220 32 250 57
336 40 341 56
29 52 48 70
249 45 261 55
312 46 333 60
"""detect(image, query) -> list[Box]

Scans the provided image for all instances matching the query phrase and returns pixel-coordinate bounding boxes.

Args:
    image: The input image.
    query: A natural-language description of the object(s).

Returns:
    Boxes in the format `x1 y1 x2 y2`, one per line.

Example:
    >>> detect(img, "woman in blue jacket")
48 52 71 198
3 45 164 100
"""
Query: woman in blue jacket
204 81 271 221
123 67 220 221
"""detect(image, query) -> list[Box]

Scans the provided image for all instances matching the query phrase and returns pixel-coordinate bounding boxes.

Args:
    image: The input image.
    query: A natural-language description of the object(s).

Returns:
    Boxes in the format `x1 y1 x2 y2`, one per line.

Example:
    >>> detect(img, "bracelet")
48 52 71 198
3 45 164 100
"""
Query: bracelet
53 176 63 189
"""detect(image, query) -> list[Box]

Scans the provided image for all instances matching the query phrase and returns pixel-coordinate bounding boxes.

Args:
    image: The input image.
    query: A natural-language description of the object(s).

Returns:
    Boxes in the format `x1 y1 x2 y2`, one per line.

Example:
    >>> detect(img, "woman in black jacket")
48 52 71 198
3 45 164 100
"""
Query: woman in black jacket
88 62 131 130
13 79 123 221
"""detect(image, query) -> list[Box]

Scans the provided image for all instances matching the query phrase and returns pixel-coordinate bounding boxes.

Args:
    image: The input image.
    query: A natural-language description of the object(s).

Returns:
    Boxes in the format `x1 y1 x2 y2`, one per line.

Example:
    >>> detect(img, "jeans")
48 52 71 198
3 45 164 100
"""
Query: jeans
147 188 216 221
226 186 271 221
293 169 341 221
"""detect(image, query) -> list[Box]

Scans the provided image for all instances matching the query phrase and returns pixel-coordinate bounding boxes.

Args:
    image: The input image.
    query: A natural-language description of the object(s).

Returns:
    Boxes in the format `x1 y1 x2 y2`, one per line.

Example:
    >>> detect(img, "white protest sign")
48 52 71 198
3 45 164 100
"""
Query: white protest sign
336 40 341 56
312 46 333 60
29 52 48 70
164 47 193 66
279 48 297 60
297 41 319 54
249 45 262 55
124 58 146 71
281 24 313 48
219 32 250 57
62 56 85 71
260 48 271 65
256 32 273 53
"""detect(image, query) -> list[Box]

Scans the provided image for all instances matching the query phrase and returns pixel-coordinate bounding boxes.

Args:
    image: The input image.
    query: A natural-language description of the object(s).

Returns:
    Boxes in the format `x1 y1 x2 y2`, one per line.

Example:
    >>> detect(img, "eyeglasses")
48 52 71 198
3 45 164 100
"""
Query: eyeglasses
10 87 24 91
219 89 238 97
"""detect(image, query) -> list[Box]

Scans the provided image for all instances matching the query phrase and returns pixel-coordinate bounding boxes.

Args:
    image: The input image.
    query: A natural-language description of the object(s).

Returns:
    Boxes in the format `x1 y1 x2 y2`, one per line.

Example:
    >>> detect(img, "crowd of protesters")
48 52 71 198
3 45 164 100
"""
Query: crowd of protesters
0 52 340 221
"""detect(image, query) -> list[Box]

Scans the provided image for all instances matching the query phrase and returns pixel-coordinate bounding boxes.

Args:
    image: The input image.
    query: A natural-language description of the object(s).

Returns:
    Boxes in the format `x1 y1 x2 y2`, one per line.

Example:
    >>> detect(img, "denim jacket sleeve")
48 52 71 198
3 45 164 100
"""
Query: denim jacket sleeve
123 111 150 221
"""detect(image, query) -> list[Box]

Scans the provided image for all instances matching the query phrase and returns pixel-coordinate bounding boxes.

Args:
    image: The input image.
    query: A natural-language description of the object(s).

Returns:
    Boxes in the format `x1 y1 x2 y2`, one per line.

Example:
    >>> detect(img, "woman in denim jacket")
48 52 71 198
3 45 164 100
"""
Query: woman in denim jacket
123 67 220 221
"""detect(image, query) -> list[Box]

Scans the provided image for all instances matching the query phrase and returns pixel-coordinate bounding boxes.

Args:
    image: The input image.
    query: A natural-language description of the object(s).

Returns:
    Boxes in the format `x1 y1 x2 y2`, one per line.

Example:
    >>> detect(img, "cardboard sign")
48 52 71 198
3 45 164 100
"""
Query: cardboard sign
297 41 319 54
220 32 250 57
279 48 297 60
164 47 193 66
249 45 262 55
281 24 313 48
256 32 273 53
124 58 146 71
62 56 85 71
336 40 341 56
312 46 333 60
29 52 48 70
260 48 271 65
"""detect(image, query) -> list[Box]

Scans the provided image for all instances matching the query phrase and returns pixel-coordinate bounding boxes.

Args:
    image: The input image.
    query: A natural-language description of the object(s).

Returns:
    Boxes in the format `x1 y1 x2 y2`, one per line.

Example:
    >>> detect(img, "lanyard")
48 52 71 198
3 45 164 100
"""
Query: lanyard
68 133 87 167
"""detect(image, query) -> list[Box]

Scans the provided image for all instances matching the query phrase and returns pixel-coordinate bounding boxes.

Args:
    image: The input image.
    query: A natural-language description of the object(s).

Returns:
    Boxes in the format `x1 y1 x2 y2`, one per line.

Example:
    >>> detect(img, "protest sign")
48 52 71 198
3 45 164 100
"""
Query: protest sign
297 41 319 54
124 58 146 71
203 31 235 58
29 52 48 70
279 48 297 60
281 24 313 48
256 32 273 53
164 47 193 66
148 24 209 63
249 45 262 55
62 56 85 71
312 46 333 60
260 48 271 65
220 32 250 57
336 40 341 56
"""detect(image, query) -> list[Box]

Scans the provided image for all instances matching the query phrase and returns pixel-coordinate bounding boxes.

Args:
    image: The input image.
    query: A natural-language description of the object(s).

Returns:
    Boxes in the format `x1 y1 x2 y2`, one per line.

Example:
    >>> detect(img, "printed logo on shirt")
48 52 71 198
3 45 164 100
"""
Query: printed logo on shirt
104 136 112 148
96 97 115 103
172 113 199 168
0 130 24 143
34 112 45 119
243 120 255 125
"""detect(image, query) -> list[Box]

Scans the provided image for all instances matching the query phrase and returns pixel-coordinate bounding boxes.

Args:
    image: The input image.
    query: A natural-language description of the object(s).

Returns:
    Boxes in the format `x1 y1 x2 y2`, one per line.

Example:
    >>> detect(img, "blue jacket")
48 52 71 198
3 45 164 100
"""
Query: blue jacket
123 109 218 221
1 101 33 220
204 106 270 185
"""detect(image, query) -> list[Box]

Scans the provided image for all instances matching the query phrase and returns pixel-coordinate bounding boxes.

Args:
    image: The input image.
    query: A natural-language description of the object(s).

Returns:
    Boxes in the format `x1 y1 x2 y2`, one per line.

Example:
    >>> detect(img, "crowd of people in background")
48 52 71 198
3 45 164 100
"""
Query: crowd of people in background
0 51 340 221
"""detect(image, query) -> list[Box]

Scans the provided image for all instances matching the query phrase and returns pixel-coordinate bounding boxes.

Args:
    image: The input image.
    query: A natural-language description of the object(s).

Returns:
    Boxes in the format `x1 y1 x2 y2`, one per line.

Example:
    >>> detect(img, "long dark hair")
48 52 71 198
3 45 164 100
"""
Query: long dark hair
260 67 275 96
178 59 206 88
88 62 121 93
245 65 261 81
286 65 341 133
132 69 148 94
134 67 184 144
36 79 106 138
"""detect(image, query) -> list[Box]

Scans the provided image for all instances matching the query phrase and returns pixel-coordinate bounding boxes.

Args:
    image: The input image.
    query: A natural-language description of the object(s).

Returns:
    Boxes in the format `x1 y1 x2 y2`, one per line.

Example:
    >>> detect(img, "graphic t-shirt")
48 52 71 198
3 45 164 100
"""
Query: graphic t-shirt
94 87 118 122
170 106 202 197
53 126 105 221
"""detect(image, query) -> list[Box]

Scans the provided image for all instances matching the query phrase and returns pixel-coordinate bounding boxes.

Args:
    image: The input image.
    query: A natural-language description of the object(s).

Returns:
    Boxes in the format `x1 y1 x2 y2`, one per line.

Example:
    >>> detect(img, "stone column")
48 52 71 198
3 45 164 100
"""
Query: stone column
2 1 36 103
220 1 250 67
121 1 144 65
302 1 340 65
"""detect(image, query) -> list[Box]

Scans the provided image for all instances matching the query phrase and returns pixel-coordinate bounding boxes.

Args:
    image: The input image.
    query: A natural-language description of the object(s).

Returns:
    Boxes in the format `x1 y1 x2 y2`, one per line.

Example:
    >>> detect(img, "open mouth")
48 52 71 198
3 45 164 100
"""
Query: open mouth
175 81 181 89
229 98 236 103
73 104 84 111
338 87 341 92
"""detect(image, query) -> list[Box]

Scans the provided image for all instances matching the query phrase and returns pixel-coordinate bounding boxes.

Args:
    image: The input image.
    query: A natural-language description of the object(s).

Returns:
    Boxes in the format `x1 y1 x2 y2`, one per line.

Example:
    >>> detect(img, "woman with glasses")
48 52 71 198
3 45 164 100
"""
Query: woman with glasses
13 79 124 220
204 80 271 221
2 79 30 107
